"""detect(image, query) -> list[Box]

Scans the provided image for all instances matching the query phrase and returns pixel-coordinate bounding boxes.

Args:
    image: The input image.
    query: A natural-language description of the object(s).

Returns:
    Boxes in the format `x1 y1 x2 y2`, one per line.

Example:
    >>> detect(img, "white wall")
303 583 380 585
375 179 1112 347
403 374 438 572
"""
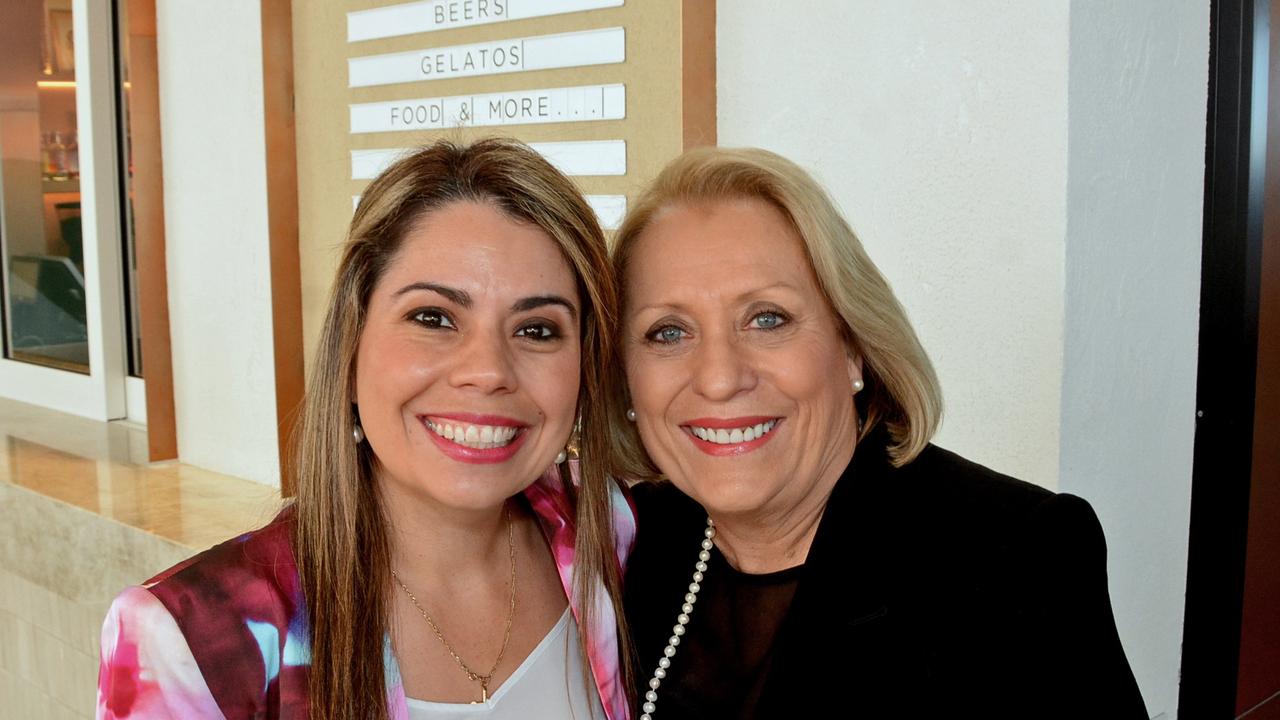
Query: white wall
1060 2 1208 716
719 1 1071 489
155 0 280 487
718 1 1208 717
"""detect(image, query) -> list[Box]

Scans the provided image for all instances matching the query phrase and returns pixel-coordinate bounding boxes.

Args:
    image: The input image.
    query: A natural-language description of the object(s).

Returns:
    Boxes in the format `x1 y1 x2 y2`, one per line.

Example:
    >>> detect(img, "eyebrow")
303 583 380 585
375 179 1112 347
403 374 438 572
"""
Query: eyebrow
393 282 577 320
732 282 801 303
630 282 803 315
513 295 578 321
393 282 471 306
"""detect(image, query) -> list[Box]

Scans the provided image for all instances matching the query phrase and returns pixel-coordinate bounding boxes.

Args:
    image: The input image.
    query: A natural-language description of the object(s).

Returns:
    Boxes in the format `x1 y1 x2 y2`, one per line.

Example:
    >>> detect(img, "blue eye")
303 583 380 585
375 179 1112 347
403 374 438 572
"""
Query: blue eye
412 309 456 329
648 325 687 344
751 311 787 330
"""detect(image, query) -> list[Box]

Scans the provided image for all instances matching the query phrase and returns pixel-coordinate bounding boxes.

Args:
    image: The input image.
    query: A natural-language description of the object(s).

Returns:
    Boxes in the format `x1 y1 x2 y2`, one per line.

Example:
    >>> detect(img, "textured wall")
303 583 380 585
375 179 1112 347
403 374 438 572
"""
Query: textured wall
718 0 1071 488
1061 2 1209 716
718 1 1210 716
155 1 280 487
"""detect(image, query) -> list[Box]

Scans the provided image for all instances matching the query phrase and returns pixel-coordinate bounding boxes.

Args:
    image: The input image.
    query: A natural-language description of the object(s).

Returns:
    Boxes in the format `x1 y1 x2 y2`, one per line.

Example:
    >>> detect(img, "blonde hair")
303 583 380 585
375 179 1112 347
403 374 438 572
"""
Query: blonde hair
609 146 942 477
293 138 630 718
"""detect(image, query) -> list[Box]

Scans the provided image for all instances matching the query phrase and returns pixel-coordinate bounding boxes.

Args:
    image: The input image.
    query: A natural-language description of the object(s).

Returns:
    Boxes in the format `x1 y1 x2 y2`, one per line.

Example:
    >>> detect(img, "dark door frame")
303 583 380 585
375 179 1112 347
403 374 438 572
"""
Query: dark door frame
1180 0 1271 716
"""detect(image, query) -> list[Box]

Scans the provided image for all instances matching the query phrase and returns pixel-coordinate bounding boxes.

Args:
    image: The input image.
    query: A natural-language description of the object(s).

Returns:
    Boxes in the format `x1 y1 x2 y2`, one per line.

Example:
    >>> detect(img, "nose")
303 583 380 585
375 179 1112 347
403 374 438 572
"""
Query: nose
447 329 518 394
689 330 757 401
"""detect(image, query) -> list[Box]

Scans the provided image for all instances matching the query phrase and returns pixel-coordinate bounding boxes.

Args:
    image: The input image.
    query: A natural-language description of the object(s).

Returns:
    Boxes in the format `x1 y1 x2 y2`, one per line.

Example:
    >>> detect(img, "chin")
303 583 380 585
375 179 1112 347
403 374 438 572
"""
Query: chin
431 483 526 512
402 466 535 512
676 472 776 518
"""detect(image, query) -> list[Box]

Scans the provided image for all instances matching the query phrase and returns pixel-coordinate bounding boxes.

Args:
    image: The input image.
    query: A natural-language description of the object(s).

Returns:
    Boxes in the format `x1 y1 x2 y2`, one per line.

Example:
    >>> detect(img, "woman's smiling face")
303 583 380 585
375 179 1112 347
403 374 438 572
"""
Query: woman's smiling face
623 197 862 519
355 200 581 512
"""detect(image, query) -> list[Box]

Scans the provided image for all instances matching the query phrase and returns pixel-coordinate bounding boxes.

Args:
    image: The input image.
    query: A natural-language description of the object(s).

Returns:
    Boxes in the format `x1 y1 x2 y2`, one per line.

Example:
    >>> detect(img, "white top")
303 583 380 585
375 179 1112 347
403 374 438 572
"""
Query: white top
406 608 607 720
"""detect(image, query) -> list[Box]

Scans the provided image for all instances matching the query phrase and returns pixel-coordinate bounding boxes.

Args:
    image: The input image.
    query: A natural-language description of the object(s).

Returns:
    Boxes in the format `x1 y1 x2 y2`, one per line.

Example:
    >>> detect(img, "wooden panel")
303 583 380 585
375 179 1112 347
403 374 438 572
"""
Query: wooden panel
261 0 305 496
680 0 714 149
127 0 177 461
1236 4 1280 716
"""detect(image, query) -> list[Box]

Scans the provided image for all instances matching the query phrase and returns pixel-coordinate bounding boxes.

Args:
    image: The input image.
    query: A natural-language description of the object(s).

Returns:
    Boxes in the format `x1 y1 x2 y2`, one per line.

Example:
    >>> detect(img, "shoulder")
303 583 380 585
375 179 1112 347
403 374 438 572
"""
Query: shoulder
878 443 1072 544
105 508 310 718
898 443 1053 512
872 443 1115 599
144 507 302 626
829 438 1109 576
882 447 1143 713
98 586 225 718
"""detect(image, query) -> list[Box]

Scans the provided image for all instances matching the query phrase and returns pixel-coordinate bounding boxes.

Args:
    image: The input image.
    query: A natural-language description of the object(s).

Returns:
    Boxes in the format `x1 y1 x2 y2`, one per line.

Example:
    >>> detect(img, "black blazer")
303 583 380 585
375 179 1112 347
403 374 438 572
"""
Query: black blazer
625 429 1148 718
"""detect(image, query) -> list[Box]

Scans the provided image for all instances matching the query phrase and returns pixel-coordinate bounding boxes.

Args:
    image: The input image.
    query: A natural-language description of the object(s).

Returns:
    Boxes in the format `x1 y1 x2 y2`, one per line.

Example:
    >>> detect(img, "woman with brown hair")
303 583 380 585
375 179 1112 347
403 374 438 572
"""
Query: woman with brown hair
96 138 634 719
611 147 1147 718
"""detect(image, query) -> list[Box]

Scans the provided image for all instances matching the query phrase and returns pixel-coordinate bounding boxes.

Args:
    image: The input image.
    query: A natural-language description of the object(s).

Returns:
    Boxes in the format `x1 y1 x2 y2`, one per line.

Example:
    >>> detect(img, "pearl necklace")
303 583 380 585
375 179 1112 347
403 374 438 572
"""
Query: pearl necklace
639 516 715 719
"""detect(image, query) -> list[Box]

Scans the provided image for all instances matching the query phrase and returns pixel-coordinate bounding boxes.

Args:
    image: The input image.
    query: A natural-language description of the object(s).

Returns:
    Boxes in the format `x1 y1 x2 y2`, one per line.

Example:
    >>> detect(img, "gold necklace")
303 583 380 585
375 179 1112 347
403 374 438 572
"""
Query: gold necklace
392 507 517 703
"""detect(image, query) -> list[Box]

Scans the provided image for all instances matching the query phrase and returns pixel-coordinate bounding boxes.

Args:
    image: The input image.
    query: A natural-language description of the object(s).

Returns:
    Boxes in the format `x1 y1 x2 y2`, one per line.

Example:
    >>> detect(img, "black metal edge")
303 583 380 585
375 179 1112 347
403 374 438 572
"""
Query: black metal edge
1179 0 1269 716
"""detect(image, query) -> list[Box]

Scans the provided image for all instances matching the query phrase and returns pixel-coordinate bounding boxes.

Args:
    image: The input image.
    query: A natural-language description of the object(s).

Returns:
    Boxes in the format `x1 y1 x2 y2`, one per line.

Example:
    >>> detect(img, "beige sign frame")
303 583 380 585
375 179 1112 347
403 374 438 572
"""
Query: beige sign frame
292 0 715 364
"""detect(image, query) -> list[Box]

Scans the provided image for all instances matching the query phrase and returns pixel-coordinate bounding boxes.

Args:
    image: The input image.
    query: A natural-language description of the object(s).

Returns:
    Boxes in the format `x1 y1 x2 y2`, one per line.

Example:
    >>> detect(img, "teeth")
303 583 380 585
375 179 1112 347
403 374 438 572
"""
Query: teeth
426 420 519 449
689 420 778 445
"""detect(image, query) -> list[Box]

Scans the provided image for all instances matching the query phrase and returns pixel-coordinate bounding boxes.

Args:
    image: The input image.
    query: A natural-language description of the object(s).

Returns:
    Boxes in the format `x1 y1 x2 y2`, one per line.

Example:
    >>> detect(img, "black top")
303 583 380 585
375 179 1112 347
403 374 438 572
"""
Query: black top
643 541 801 718
624 428 1148 719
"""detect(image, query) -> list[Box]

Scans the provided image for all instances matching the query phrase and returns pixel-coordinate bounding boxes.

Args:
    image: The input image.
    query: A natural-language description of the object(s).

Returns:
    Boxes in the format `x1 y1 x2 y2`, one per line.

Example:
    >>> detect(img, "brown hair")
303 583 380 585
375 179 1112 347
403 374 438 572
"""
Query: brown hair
609 146 943 478
292 138 630 718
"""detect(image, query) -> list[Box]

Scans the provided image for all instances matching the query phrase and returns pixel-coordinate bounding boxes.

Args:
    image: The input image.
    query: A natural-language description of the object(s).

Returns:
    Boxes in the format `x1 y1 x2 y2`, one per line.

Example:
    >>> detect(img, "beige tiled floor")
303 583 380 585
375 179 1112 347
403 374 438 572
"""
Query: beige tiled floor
0 396 283 720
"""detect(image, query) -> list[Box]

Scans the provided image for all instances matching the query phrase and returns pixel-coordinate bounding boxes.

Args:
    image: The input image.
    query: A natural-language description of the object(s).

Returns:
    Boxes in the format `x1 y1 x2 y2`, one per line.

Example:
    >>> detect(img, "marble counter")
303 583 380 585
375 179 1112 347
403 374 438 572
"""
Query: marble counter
0 397 282 720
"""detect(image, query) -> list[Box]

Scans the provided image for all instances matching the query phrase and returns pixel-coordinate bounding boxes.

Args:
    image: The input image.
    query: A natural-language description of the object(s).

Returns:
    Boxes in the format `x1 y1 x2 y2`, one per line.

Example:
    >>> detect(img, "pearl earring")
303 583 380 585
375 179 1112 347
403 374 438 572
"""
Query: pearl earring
353 424 365 443
626 408 637 422
852 379 864 393
554 450 568 464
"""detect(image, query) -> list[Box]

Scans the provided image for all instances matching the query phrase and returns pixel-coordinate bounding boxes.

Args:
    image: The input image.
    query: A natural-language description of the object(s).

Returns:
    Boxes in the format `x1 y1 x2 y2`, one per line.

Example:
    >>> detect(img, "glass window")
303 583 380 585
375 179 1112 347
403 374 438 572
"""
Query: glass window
0 0 89 373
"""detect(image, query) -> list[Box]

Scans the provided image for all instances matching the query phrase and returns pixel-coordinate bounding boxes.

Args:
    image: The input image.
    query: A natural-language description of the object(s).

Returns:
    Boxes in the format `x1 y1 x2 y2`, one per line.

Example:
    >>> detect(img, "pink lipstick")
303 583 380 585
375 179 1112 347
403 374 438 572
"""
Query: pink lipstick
419 413 529 465
681 416 782 457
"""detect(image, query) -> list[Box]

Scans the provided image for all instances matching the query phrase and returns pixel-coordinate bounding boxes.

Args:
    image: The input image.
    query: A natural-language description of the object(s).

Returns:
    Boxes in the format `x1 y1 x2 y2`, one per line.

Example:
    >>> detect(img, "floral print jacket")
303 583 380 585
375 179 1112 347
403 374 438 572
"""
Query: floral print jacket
96 468 637 720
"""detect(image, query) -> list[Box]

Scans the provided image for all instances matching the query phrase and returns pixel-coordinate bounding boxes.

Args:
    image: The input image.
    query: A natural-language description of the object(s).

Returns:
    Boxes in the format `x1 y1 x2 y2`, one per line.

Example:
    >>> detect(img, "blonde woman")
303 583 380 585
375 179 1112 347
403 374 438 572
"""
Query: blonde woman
611 147 1146 718
97 139 634 719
